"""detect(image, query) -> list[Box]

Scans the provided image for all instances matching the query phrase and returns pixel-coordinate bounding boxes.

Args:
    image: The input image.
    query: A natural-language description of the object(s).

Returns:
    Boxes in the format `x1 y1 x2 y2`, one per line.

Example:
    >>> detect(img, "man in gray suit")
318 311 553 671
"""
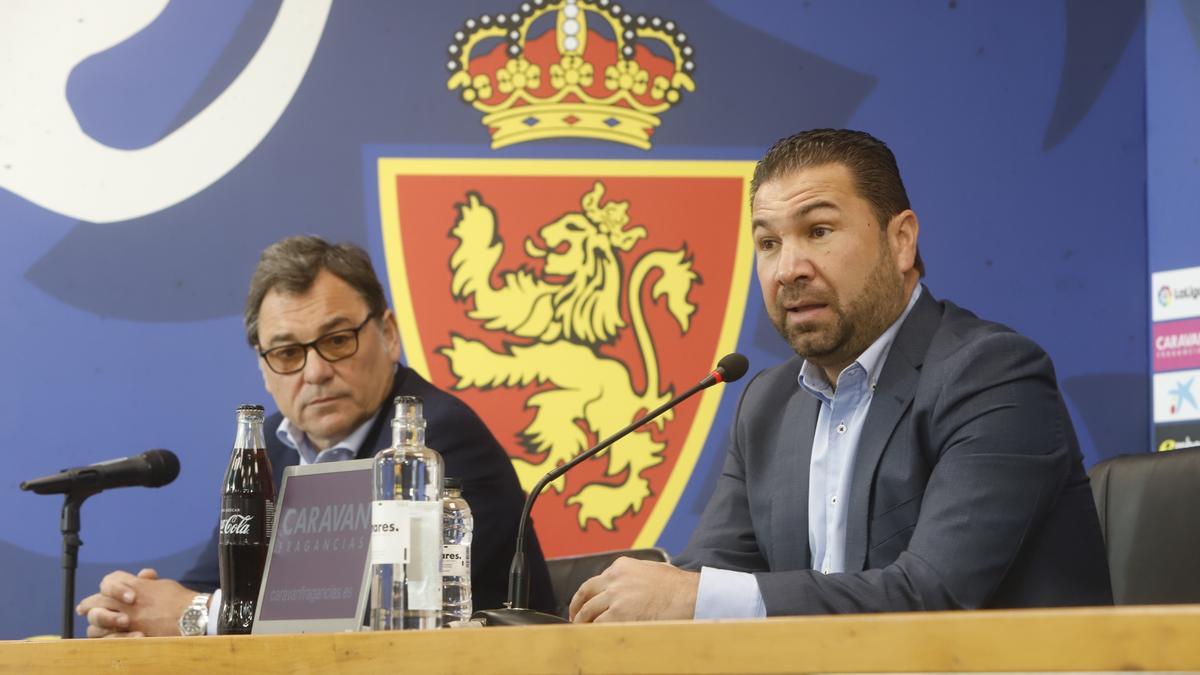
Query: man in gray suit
570 129 1112 622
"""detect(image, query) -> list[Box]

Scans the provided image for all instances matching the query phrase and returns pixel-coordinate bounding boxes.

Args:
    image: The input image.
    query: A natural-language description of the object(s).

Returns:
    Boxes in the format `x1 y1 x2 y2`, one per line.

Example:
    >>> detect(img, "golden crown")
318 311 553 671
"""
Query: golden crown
446 0 696 150
580 182 646 251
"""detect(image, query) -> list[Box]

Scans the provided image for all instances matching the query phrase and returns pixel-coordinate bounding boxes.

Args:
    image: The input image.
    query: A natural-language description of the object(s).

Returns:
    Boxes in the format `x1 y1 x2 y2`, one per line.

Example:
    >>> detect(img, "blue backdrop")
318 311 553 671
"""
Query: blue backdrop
0 0 1151 638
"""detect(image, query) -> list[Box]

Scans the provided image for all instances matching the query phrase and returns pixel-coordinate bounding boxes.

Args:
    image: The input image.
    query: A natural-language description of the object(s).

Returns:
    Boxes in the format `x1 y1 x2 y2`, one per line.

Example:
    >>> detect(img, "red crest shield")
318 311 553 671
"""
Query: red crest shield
378 158 753 556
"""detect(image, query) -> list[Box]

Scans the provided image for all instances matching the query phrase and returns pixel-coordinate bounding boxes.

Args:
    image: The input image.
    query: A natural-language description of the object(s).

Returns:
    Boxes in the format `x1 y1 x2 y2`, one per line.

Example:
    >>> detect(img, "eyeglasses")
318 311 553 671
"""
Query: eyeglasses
258 314 376 375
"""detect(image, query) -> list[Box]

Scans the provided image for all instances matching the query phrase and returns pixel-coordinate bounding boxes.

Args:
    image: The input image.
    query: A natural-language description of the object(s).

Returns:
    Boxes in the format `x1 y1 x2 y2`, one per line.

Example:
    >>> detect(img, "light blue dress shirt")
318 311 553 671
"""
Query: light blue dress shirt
277 413 376 465
694 285 922 619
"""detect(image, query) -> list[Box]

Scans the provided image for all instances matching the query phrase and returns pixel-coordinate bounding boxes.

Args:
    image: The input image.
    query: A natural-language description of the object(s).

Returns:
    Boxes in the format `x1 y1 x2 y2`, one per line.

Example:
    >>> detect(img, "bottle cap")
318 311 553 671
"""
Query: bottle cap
394 396 424 424
443 476 463 490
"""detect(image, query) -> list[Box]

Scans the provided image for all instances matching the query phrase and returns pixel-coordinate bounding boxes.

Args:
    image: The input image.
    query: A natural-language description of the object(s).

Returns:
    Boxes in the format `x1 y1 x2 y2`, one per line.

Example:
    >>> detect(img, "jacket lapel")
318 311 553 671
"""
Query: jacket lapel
776 386 818 570
842 290 940 571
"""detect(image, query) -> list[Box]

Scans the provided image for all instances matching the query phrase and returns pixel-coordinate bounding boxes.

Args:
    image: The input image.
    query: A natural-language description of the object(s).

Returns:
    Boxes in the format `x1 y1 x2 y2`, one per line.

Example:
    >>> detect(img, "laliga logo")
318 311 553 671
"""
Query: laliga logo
1160 283 1200 307
1159 285 1174 307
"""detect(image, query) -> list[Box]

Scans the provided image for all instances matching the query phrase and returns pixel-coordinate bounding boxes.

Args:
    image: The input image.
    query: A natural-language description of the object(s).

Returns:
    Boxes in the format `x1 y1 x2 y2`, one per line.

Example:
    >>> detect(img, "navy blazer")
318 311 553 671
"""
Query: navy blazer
675 289 1112 614
180 365 556 614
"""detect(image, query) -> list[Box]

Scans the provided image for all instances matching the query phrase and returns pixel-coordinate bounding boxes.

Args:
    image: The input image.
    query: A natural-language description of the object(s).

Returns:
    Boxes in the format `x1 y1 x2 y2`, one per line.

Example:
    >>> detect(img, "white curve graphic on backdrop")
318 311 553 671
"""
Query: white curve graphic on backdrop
0 0 332 224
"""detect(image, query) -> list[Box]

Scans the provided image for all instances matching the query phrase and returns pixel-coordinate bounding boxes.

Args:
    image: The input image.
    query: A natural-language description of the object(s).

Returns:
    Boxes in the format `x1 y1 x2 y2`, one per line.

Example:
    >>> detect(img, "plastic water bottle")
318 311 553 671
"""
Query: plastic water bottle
441 477 473 624
370 396 444 630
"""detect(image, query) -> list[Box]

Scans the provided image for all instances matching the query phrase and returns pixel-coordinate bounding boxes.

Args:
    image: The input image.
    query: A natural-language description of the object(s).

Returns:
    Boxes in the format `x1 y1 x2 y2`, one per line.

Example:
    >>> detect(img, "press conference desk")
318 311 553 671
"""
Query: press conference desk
3 605 1199 673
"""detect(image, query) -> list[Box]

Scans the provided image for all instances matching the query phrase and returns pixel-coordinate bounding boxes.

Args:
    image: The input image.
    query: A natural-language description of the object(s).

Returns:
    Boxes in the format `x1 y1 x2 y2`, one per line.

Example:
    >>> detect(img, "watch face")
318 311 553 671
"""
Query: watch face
179 593 211 636
180 607 205 635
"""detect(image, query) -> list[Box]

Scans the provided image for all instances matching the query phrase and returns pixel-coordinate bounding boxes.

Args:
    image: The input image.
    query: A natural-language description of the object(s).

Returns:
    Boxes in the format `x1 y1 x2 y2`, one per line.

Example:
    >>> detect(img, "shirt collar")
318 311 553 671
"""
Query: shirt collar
799 284 923 398
277 407 379 465
275 364 399 464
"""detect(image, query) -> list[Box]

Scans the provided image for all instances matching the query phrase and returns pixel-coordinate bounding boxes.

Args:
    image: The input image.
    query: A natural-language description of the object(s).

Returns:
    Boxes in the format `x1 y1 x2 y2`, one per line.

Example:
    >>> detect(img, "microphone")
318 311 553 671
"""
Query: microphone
474 353 750 626
20 449 180 496
22 450 179 639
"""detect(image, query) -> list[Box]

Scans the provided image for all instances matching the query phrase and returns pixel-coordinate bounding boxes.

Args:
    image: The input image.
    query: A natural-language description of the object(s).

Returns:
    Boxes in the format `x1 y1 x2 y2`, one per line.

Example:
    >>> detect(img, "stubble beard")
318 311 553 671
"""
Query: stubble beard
772 245 906 369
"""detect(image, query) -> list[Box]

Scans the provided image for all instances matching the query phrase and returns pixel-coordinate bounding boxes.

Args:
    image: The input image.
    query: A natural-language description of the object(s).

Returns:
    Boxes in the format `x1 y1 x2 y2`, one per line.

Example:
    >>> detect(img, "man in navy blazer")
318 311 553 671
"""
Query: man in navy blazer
174 364 555 620
570 129 1111 622
78 236 553 636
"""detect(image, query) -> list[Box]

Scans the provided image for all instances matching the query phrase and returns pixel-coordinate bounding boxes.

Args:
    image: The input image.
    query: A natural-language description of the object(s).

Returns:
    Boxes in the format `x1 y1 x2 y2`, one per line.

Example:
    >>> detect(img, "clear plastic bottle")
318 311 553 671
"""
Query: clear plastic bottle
441 477 473 624
369 396 444 630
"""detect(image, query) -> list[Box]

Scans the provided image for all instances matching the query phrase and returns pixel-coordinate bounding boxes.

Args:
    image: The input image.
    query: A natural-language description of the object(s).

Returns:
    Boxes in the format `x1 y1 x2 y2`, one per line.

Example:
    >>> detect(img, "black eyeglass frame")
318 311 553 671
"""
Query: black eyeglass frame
257 313 377 375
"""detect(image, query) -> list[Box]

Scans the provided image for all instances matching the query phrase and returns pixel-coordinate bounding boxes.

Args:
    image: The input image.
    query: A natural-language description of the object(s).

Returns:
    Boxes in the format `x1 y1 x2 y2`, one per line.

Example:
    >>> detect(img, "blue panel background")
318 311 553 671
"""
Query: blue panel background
1147 0 1200 274
0 0 1148 638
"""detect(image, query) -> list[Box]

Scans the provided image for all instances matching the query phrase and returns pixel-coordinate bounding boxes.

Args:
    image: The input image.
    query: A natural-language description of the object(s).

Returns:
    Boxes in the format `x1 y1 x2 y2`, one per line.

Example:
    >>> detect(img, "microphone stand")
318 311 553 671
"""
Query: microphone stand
19 448 180 638
60 488 98 639
474 372 725 626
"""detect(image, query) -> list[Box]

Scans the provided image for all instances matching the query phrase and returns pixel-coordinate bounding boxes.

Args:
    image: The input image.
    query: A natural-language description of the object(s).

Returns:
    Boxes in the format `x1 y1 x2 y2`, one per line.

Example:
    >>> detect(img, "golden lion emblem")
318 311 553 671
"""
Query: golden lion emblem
439 181 698 529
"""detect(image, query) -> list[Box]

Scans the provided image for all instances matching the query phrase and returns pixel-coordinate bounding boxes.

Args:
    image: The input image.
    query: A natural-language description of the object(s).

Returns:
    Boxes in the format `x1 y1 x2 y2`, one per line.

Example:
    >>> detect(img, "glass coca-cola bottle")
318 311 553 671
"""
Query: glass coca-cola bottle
217 404 275 635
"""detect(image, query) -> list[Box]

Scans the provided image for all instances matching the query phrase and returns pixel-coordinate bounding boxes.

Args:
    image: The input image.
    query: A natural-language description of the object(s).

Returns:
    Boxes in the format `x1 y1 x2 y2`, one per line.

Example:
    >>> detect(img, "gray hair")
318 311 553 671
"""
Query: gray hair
244 235 388 348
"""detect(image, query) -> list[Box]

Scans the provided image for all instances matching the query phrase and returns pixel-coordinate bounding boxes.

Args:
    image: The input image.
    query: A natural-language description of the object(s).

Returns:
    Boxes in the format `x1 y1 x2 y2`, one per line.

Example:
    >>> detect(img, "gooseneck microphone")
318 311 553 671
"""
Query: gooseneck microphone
20 448 180 639
474 353 750 626
19 449 180 496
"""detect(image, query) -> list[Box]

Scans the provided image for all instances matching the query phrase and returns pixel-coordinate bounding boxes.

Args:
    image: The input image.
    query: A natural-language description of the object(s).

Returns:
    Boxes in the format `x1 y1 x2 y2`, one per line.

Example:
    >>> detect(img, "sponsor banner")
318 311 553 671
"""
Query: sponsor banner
1151 265 1200 322
257 469 372 622
1152 369 1200 423
1153 319 1200 372
1154 421 1200 453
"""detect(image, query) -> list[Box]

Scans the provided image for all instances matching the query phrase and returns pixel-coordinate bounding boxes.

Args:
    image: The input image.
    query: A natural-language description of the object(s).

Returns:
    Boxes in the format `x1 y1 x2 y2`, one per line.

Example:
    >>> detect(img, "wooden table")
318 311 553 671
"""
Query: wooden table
3 605 1199 673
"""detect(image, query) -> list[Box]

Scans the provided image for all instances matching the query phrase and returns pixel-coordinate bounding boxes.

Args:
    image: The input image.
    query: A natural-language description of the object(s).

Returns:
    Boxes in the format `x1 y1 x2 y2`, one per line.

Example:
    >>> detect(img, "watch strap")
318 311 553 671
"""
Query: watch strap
178 593 212 636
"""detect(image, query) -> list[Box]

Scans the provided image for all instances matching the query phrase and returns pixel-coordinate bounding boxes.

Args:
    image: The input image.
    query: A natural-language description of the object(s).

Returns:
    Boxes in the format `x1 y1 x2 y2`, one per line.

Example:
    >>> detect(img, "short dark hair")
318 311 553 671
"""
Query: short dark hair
244 236 388 348
751 129 924 276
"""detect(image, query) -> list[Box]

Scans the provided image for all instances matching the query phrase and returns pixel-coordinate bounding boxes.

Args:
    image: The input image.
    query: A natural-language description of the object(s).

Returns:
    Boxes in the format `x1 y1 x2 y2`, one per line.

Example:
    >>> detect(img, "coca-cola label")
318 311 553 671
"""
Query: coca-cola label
220 497 271 546
221 514 253 535
264 499 276 541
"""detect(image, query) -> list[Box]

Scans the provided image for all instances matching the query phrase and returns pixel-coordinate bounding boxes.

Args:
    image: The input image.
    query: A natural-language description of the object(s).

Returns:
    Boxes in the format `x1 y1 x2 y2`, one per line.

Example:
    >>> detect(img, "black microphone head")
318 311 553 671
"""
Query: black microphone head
141 449 180 488
716 353 749 383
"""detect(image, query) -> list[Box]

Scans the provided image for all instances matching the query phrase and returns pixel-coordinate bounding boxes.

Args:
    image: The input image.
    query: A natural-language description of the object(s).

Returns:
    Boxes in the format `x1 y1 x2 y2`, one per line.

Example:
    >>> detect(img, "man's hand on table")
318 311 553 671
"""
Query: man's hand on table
76 568 199 637
569 557 699 623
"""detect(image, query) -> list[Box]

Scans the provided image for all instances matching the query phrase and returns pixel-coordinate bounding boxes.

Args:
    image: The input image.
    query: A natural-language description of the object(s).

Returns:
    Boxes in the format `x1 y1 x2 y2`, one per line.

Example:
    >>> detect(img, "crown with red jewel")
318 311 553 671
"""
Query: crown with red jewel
446 0 696 150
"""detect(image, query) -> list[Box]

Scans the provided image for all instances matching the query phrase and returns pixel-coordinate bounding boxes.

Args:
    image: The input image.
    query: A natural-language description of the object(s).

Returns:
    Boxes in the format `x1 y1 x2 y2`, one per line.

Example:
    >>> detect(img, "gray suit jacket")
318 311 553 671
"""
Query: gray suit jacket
675 290 1112 614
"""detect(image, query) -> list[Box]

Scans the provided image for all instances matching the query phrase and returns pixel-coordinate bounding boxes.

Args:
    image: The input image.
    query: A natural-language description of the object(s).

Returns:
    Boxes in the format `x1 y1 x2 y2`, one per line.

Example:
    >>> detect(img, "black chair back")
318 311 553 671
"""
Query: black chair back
1089 447 1200 604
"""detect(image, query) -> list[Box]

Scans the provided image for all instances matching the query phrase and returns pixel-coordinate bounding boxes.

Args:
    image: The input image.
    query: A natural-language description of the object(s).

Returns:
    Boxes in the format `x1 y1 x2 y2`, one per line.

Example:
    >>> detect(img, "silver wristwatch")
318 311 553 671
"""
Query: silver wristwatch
178 593 211 636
